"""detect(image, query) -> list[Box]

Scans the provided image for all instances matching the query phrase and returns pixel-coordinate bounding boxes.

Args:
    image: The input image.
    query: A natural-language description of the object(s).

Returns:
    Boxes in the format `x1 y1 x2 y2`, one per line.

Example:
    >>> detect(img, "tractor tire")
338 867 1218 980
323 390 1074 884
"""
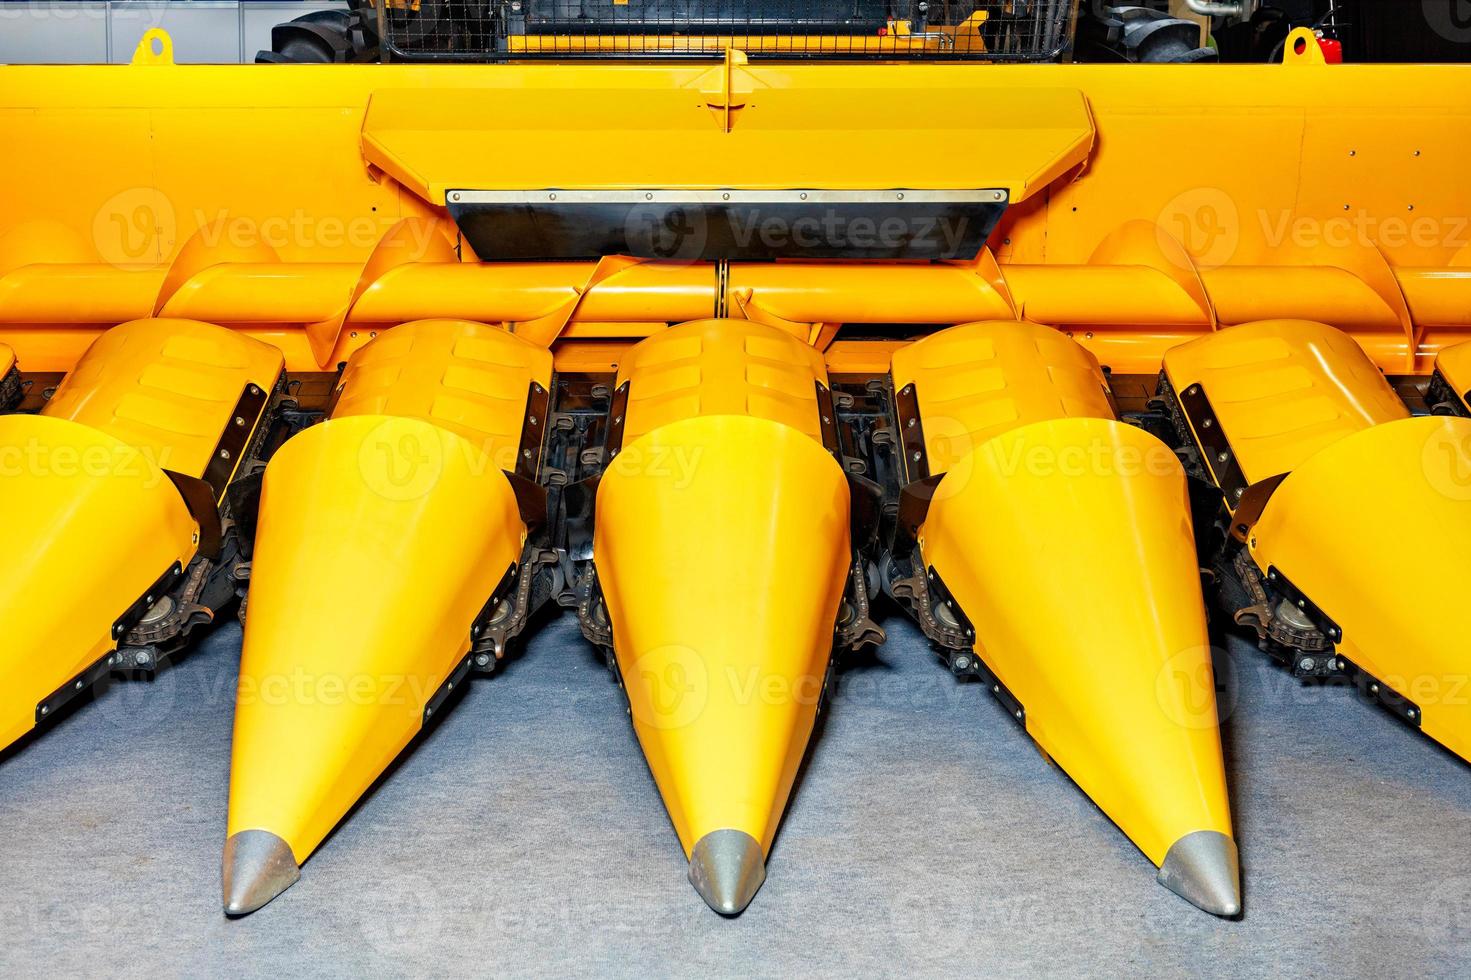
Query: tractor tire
256 9 379 63
1076 4 1218 64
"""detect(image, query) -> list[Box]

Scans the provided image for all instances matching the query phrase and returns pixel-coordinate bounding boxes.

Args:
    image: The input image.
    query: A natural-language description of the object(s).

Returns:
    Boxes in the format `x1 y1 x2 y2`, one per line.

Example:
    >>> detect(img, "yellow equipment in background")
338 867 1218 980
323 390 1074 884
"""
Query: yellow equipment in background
2 24 1471 920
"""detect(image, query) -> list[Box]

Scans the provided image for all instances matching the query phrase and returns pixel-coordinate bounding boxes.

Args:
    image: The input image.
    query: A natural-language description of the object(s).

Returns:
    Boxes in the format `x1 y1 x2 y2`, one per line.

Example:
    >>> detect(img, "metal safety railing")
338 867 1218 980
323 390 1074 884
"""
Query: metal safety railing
378 0 1074 61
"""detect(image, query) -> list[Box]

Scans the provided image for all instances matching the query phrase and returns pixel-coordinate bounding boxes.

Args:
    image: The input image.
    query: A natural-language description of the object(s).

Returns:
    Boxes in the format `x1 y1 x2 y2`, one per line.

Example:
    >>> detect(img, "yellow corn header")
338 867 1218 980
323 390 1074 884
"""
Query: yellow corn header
2 24 1470 920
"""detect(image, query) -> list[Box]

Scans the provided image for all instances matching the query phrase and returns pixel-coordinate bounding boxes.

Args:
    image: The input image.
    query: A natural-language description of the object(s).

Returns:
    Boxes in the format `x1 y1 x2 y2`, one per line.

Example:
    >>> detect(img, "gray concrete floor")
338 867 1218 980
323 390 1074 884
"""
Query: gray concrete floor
2 612 1470 978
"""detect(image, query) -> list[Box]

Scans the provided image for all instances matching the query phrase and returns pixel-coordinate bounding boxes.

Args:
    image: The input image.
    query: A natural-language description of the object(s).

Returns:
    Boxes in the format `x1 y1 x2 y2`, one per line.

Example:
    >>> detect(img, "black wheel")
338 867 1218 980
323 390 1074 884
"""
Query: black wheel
256 8 379 63
1076 4 1218 64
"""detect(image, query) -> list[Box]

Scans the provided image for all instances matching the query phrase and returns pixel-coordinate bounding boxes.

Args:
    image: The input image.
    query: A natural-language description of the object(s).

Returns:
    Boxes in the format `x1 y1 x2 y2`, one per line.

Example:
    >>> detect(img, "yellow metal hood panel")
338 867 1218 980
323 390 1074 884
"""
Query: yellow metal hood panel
918 416 1236 914
227 416 526 870
0 414 196 750
594 414 851 856
1249 414 1471 762
360 84 1094 202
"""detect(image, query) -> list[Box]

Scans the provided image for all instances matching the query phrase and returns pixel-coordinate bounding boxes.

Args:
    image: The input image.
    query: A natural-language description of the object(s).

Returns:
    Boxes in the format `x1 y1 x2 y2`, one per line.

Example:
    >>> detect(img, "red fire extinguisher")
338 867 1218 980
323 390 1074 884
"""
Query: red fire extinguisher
1317 32 1344 64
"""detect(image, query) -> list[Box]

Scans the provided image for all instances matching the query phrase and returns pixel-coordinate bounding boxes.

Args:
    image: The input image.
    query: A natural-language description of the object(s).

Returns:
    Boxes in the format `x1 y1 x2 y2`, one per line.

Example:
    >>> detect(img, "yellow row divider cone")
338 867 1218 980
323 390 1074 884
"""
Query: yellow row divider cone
223 319 552 914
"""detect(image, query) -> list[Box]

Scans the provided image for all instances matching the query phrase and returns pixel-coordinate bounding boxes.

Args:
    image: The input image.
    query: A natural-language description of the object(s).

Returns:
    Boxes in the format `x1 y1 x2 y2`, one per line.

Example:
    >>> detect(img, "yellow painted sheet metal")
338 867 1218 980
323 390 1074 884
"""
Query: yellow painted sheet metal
1435 340 1471 410
824 338 904 376
228 321 542 874
4 59 1471 371
43 318 284 481
0 318 281 751
725 263 1015 331
1163 320 1409 487
594 318 850 878
892 321 1234 909
361 84 1093 201
889 319 1113 475
595 414 850 855
227 414 525 865
0 414 196 750
1248 415 1471 763
919 415 1232 868
331 318 553 468
615 317 830 444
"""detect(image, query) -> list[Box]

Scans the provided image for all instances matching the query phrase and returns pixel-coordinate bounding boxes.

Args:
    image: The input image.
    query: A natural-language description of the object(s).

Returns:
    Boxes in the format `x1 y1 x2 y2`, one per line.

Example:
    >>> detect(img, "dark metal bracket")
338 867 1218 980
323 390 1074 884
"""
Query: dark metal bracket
925 565 1025 729
604 380 630 460
1336 654 1424 729
163 375 279 563
894 380 930 483
35 649 118 725
1265 566 1343 645
815 380 840 458
502 470 549 533
1176 380 1248 507
202 380 272 501
516 380 550 481
891 473 944 557
112 562 185 642
975 658 1027 730
165 471 225 561
885 377 946 557
423 651 475 725
1227 473 1287 543
923 564 976 651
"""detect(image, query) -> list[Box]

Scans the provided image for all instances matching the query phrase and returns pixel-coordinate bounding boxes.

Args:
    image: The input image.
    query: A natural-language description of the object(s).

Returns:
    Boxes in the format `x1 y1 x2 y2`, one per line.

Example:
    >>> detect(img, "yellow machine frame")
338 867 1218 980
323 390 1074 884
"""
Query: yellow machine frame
1 30 1469 379
4 27 1471 922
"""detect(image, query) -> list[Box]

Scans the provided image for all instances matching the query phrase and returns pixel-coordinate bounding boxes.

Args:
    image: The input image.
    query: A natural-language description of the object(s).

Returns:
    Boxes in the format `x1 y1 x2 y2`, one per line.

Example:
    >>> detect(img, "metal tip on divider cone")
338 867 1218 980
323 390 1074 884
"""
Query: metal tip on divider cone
1157 830 1242 918
688 829 767 917
222 829 301 916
